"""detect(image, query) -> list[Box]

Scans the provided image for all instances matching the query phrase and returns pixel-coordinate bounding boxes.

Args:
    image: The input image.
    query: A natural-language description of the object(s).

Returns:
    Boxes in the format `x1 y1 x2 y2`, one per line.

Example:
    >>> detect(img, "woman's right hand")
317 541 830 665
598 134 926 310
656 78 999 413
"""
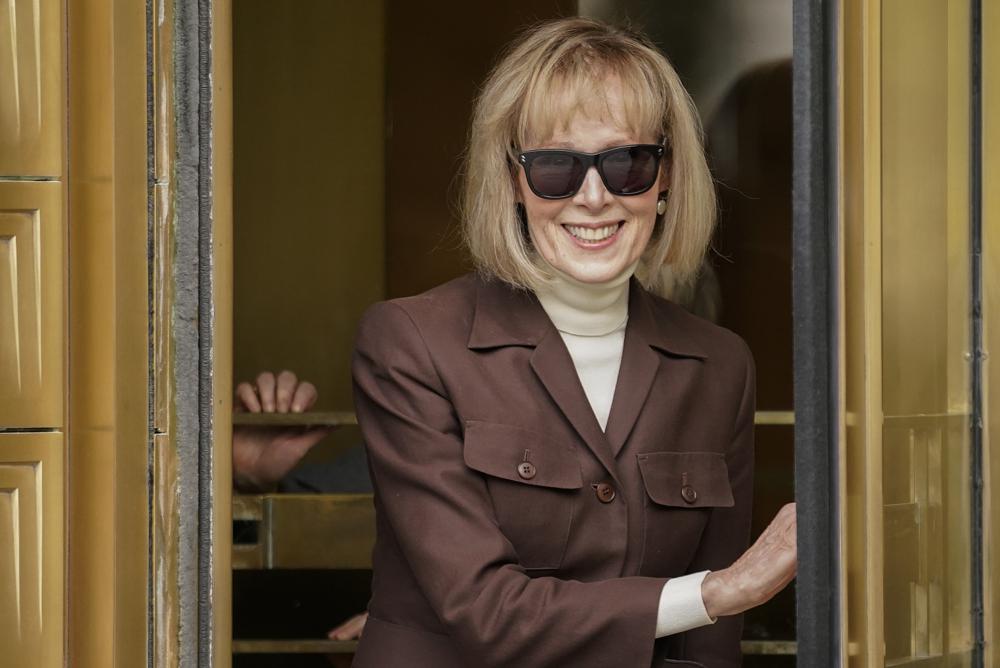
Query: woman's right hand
700 502 797 618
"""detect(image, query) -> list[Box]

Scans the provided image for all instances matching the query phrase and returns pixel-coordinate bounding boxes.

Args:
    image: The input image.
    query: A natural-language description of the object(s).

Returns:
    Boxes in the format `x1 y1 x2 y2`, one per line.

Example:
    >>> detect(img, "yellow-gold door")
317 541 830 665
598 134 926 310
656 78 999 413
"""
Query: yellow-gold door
840 0 997 665
0 1 68 666
1 0 233 666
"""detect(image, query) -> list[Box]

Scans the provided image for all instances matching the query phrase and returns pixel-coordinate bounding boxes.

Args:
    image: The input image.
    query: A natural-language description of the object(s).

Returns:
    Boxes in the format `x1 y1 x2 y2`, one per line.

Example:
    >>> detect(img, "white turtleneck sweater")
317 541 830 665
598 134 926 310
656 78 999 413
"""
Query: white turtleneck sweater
535 265 716 639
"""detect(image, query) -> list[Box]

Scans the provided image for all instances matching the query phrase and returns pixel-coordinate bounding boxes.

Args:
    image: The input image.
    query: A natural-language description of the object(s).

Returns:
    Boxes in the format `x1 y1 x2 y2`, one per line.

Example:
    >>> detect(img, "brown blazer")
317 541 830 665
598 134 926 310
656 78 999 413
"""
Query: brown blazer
351 273 755 668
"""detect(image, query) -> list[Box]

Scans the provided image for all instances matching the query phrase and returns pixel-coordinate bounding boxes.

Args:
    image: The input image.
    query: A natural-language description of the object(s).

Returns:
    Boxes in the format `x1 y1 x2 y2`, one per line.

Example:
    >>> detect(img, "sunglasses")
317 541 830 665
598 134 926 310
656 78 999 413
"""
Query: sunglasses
517 143 666 200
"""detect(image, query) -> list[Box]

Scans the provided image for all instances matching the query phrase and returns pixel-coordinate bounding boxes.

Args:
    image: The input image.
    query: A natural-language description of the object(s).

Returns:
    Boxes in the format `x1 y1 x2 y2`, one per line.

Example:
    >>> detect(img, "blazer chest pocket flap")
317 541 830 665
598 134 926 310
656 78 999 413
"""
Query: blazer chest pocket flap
637 451 734 508
463 420 583 490
463 420 582 570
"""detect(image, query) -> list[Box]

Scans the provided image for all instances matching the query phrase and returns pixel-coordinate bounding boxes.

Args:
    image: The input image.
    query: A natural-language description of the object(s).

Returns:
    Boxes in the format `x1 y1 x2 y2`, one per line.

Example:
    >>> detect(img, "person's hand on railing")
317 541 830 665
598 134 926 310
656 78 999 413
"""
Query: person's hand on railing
232 370 332 492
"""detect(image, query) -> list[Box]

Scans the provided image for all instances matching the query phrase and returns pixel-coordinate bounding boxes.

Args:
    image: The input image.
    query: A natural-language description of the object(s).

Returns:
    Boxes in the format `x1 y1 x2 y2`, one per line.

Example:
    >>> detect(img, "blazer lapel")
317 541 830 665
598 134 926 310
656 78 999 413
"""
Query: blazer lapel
529 330 620 479
468 277 620 480
604 322 660 457
604 281 709 456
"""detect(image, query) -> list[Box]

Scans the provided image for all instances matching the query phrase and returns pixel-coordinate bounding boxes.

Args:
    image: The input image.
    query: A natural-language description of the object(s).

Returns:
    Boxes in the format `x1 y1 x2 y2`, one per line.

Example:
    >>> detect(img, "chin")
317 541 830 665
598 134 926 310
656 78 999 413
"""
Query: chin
560 262 630 284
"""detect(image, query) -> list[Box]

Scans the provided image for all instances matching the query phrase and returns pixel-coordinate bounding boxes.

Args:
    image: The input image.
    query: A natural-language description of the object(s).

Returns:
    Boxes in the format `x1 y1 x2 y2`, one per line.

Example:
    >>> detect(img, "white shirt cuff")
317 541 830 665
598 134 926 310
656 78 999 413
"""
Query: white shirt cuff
654 570 717 637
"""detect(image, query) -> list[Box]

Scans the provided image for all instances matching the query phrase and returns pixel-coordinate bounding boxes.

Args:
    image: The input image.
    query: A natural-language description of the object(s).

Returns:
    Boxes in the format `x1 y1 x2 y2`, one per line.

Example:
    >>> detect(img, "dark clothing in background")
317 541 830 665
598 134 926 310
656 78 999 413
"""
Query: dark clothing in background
279 443 373 494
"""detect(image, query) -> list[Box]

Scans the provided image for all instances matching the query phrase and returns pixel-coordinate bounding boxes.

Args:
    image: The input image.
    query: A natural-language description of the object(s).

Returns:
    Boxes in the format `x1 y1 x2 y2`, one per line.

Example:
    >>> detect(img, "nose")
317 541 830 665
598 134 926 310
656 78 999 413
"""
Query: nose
574 166 613 210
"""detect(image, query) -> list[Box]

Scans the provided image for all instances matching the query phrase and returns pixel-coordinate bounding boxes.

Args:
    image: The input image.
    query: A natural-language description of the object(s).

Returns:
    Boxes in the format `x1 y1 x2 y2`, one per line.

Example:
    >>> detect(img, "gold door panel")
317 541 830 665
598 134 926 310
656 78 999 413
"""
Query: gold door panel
0 432 64 668
0 181 63 428
232 494 375 570
880 1 973 662
843 0 978 664
0 0 64 176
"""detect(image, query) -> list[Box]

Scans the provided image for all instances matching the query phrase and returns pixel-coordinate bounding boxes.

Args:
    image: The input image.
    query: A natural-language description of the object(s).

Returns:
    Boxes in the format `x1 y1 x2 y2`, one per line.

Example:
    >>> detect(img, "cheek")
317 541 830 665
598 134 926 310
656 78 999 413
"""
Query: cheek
526 209 563 258
622 198 658 255
523 201 565 240
627 196 659 231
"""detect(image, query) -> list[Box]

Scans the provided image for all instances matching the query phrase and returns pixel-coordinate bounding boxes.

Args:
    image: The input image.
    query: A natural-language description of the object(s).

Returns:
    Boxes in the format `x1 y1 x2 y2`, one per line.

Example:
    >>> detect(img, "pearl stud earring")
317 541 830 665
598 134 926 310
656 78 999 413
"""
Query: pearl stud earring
656 198 667 216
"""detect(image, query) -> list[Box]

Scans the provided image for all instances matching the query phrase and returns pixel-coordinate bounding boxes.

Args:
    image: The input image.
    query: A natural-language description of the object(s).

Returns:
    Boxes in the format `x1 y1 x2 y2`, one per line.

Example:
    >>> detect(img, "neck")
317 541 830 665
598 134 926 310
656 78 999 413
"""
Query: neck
535 262 637 336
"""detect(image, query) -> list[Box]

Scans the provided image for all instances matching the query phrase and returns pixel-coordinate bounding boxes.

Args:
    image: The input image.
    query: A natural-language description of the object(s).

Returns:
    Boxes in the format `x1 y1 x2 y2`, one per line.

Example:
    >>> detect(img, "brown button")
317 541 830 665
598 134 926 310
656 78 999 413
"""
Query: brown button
681 485 698 504
517 462 536 480
594 482 616 503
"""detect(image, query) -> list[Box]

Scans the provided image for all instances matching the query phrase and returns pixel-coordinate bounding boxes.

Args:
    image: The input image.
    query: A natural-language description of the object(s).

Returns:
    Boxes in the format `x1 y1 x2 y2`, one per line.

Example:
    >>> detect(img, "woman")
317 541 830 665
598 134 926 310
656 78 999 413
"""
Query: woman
351 18 796 668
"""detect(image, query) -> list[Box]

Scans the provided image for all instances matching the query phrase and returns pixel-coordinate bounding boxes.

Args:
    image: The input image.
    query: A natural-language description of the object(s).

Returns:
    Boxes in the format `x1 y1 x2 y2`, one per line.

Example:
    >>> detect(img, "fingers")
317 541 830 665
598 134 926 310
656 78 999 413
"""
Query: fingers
291 381 318 413
327 612 368 641
275 370 300 412
234 382 262 413
255 372 277 411
770 502 797 548
240 370 319 413
776 502 797 523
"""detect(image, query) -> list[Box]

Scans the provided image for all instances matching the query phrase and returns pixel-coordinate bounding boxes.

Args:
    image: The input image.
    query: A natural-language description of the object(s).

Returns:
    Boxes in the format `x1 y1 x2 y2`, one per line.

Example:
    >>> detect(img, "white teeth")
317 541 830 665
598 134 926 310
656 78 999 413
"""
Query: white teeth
565 224 619 242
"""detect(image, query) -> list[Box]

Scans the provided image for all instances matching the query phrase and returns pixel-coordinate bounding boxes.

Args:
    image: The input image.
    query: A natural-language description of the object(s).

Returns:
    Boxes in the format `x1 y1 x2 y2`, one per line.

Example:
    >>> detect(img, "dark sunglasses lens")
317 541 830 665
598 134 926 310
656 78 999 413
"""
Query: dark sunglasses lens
601 147 659 194
528 153 585 198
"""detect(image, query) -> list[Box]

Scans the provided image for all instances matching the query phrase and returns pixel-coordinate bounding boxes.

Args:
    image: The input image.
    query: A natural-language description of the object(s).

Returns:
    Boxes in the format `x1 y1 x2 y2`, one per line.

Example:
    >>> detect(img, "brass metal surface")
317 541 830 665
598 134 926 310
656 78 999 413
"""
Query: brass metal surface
0 0 64 176
0 180 64 427
753 411 794 426
232 411 357 427
841 2 885 664
740 641 797 655
66 0 152 664
67 1 115 665
0 432 65 668
232 494 375 570
112 0 152 661
842 2 978 665
0 2 66 666
880 1 973 663
232 639 358 654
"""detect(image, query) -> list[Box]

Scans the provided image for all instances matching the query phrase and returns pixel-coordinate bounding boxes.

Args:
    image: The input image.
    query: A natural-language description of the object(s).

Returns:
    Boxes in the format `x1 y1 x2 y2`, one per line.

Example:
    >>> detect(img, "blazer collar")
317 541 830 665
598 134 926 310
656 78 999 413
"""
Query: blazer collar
625 278 709 360
602 280 707 457
467 276 551 349
468 274 709 360
466 273 709 475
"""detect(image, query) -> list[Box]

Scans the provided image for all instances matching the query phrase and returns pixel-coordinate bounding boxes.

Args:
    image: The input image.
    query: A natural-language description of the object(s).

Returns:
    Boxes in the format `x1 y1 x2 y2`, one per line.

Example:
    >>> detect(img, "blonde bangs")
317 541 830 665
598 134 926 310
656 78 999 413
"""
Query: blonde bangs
515 46 668 150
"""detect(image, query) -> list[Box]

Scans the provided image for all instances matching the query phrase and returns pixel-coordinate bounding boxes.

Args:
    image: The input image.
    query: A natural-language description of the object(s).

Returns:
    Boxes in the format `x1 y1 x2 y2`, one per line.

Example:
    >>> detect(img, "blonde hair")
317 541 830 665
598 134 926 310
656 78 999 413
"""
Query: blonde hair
461 17 716 295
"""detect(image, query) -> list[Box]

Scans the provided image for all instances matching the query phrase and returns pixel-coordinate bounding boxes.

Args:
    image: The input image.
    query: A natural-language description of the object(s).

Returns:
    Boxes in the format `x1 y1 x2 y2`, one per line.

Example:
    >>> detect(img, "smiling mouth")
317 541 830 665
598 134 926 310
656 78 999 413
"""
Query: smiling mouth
562 222 623 243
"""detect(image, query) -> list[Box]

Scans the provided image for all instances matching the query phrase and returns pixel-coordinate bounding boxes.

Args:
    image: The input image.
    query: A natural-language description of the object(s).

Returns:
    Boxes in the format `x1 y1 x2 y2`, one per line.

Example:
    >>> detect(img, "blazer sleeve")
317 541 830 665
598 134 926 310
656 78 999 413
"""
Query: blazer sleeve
677 337 756 667
352 301 669 668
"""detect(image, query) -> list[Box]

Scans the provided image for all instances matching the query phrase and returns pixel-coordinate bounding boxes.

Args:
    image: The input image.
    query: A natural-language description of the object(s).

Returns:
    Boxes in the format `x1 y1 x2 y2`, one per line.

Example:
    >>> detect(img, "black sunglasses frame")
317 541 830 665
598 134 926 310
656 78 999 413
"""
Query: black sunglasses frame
517 143 666 200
